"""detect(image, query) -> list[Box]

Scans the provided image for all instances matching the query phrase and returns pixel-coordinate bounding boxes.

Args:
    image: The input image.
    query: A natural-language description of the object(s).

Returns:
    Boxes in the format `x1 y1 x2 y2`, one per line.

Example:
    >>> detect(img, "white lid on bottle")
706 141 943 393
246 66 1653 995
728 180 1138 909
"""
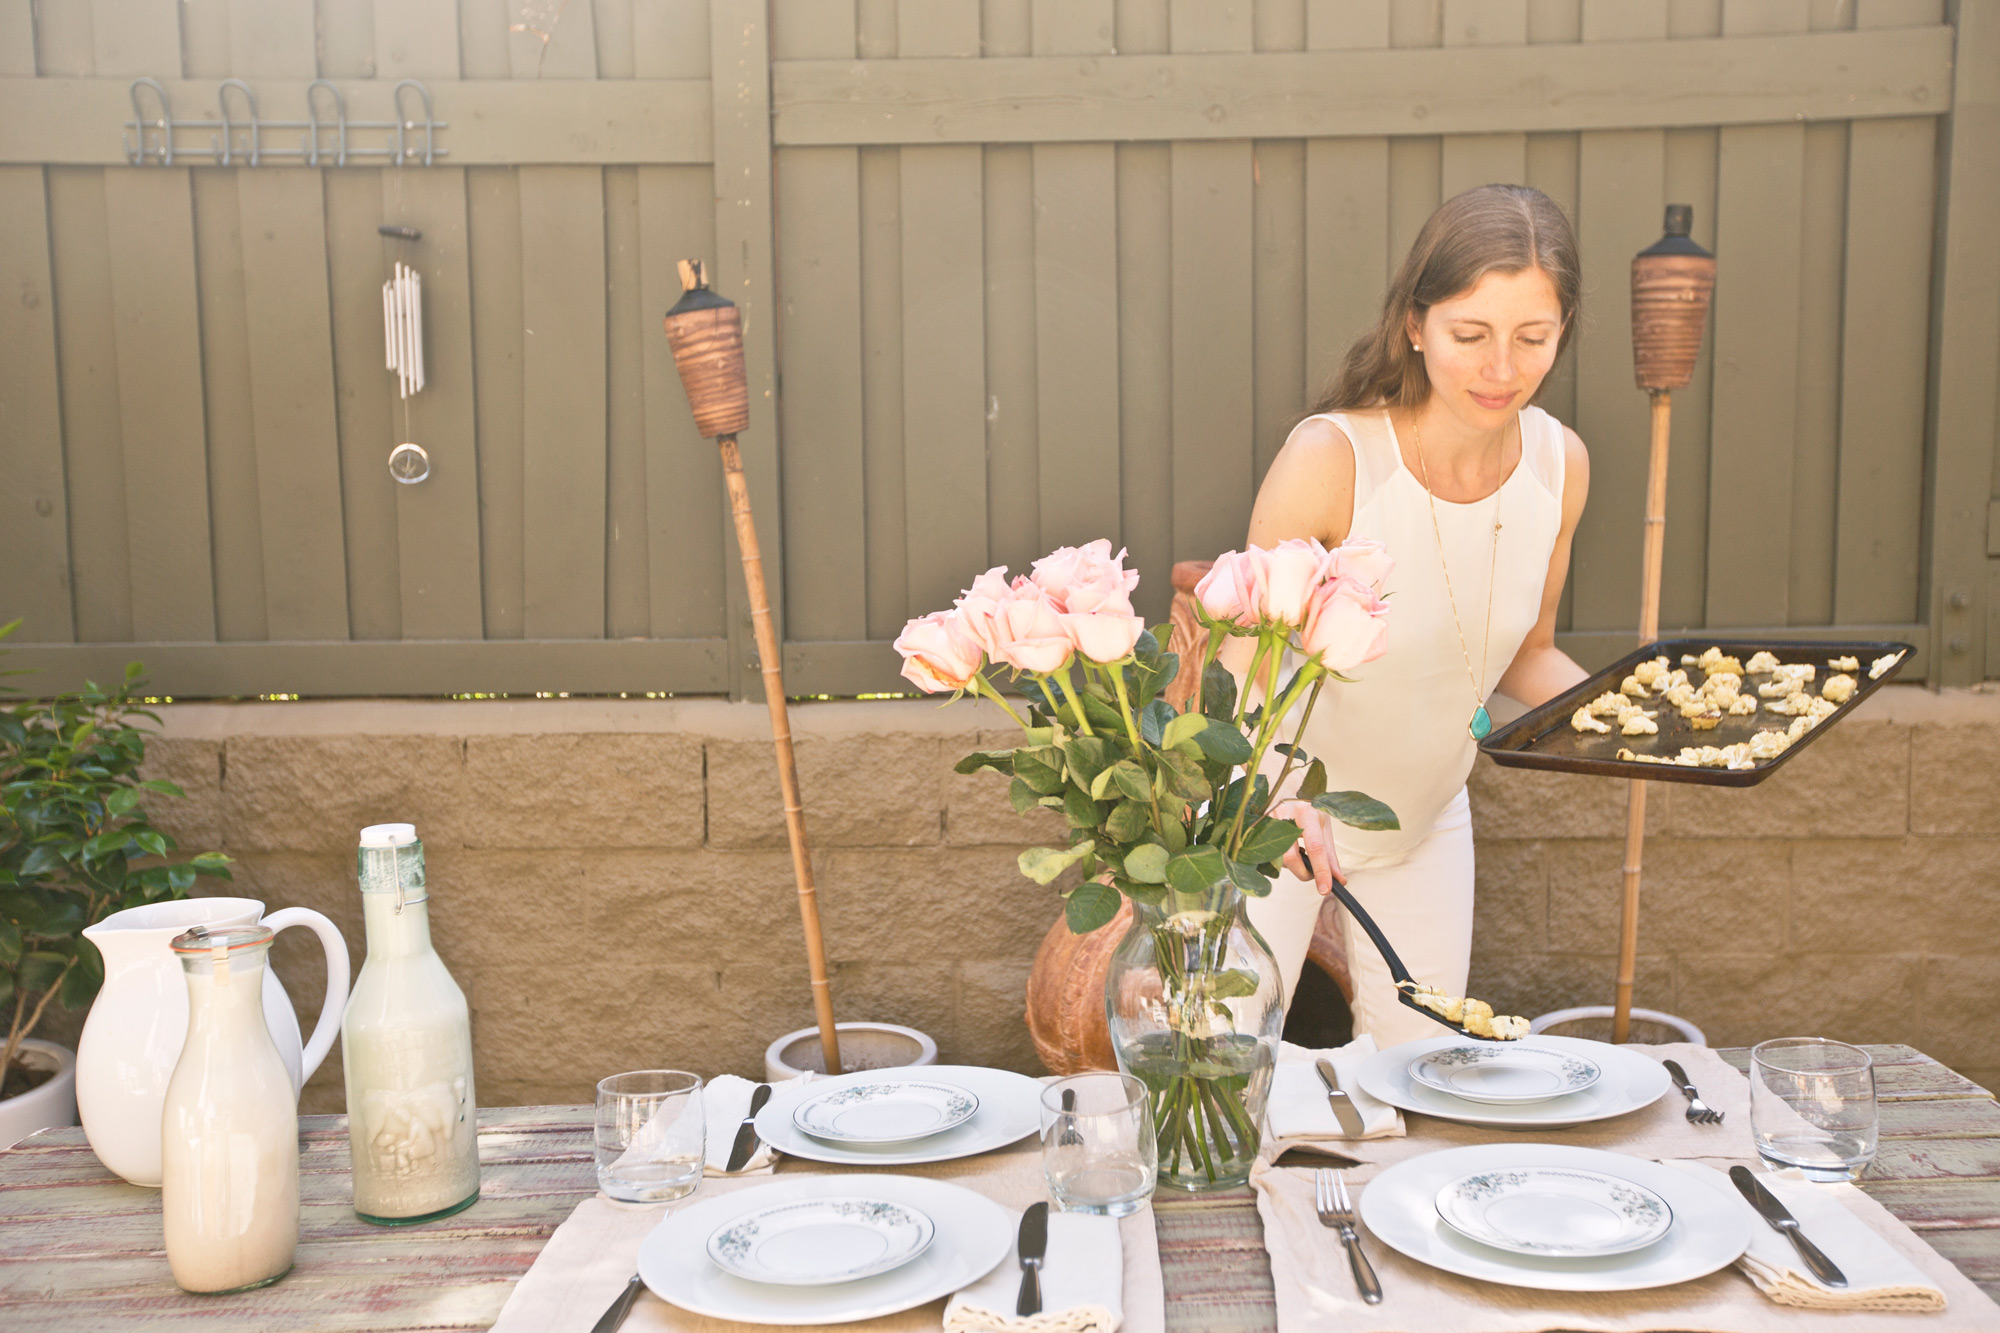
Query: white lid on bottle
359 823 419 848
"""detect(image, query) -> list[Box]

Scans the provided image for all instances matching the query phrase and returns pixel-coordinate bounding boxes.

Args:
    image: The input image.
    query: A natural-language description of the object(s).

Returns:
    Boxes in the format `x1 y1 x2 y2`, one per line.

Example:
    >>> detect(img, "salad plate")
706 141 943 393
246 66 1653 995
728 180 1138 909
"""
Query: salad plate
1358 1035 1668 1129
791 1081 980 1144
705 1195 935 1285
756 1065 1039 1167
1434 1165 1672 1258
1409 1043 1603 1105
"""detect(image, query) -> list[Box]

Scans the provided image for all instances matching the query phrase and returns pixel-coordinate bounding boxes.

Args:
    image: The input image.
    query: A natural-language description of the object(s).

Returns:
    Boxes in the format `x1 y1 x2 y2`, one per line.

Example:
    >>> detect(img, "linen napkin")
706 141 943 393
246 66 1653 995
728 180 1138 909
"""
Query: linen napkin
942 1210 1124 1333
703 1072 801 1175
1266 1036 1404 1147
1669 1161 1948 1312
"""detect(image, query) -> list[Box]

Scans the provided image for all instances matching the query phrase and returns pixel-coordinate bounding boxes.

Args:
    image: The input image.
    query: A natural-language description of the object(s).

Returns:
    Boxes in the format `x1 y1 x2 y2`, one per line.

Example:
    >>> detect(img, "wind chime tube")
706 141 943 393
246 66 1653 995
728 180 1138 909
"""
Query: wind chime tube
382 276 396 374
410 267 424 394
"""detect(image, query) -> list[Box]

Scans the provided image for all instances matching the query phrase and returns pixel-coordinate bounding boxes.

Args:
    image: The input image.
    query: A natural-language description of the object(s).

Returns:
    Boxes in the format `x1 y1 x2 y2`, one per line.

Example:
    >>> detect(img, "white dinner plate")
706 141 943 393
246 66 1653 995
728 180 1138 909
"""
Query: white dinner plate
642 1175 1012 1324
1409 1043 1603 1105
756 1066 1040 1167
706 1195 936 1285
791 1080 980 1144
1361 1144 1751 1291
1434 1165 1672 1258
1358 1035 1669 1129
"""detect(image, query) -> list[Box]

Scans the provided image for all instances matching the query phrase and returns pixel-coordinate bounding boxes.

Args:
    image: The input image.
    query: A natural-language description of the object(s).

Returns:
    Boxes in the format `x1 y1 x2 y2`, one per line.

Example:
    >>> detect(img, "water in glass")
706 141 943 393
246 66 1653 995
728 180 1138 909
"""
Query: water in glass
596 1070 704 1202
1750 1038 1877 1182
1040 1072 1156 1217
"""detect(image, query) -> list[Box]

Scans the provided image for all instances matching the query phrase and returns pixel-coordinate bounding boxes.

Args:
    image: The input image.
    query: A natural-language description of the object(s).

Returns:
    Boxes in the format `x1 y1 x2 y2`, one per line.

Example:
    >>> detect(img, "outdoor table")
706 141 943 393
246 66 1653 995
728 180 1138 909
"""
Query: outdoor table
1 1045 1994 1329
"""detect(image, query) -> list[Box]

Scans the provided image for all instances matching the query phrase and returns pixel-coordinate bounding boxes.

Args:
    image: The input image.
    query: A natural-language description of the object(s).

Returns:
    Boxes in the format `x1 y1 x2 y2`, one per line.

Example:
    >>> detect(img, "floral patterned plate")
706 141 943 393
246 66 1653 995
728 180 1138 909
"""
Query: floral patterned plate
1409 1043 1603 1105
1435 1166 1672 1257
791 1081 981 1144
705 1196 935 1285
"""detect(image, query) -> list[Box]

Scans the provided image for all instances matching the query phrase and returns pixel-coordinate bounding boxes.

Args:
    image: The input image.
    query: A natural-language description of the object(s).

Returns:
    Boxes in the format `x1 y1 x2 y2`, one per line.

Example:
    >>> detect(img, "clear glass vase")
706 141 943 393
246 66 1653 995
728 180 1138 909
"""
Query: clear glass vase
1105 883 1282 1192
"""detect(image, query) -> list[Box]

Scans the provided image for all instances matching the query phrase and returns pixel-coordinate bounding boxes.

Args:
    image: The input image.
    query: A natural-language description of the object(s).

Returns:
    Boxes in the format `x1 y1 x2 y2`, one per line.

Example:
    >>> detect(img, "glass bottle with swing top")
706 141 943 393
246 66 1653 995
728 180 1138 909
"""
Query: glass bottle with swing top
342 823 481 1224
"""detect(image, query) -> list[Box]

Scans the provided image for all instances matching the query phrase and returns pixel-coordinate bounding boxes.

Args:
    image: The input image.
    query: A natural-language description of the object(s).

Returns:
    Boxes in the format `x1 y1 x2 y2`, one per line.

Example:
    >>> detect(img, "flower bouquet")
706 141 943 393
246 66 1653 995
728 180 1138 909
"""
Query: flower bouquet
899 538 1400 1190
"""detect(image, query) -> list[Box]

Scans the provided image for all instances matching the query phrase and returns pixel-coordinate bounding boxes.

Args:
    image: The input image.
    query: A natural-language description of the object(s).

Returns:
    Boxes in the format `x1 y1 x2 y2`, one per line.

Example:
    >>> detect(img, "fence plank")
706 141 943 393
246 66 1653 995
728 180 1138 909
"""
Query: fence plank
1254 138 1306 481
775 146 868 640
226 0 316 76
1304 6 1389 406
1835 115 1935 626
1033 144 1121 554
1706 121 1805 627
637 166 727 640
101 168 217 642
234 169 350 640
1788 120 1847 626
1524 130 1579 431
860 145 909 639
1118 140 1174 623
90 0 181 77
0 166 73 642
467 166 526 638
517 166 608 639
388 168 489 640
1918 0 1997 683
0 1 32 75
1441 0 1527 198
511 0 599 78
604 164 649 639
322 168 400 641
768 27 1954 145
985 142 1041 575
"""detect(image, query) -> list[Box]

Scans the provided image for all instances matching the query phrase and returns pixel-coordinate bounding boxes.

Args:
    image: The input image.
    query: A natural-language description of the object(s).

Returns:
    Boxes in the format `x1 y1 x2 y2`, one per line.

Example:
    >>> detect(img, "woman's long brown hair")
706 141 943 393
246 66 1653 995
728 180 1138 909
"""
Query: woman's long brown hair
1310 184 1581 414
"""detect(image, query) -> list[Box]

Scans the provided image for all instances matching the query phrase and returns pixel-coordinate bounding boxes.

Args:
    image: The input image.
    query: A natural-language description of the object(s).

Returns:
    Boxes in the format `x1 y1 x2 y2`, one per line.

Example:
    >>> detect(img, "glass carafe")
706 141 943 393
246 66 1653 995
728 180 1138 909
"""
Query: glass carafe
342 823 480 1224
161 925 299 1293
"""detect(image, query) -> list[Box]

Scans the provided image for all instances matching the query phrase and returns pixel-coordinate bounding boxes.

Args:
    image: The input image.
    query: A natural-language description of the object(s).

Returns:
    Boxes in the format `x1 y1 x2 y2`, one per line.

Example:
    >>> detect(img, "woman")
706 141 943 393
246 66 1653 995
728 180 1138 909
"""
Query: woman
1233 184 1591 1047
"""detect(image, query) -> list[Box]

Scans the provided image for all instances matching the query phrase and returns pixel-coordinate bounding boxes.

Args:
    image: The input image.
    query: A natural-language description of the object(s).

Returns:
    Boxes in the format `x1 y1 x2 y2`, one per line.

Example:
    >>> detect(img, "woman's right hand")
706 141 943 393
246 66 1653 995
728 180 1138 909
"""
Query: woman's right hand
1272 798 1344 894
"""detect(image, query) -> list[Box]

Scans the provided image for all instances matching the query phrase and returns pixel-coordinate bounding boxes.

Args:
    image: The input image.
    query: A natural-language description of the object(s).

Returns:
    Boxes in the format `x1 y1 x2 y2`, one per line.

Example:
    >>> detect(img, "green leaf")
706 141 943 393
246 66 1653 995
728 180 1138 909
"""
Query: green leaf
18 845 64 878
1018 840 1097 885
1201 660 1237 721
60 939 103 1009
1122 843 1170 884
1165 845 1228 896
1114 878 1167 909
1156 749 1211 801
1105 761 1147 805
1105 799 1150 844
16 949 69 994
1009 777 1042 814
137 779 185 797
1139 699 1177 747
105 787 141 818
954 749 1016 776
1299 758 1328 801
1014 747 1066 795
1061 737 1114 790
1208 968 1262 1000
1132 628 1161 668
1226 858 1272 897
1235 817 1301 867
1311 790 1400 831
0 920 20 966
1062 784 1104 829
132 830 168 859
1161 816 1188 855
1087 764 1117 802
1064 879 1123 934
1161 711 1207 751
1194 720 1253 766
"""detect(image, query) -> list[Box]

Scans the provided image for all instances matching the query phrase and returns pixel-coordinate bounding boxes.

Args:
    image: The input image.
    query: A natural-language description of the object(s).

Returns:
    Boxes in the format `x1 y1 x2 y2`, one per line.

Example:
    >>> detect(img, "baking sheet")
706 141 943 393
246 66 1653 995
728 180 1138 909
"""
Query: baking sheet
1478 638 1913 786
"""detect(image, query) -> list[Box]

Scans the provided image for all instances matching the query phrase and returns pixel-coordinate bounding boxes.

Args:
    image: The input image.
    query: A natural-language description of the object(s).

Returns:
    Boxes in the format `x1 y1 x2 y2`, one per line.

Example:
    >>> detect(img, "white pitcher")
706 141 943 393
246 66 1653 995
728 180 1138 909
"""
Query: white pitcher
76 897 349 1187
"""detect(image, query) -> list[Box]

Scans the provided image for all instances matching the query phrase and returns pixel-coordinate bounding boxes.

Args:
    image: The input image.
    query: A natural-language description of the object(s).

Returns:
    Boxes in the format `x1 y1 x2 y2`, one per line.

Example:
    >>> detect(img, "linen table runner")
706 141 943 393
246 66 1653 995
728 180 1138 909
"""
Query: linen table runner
1250 1044 2000 1332
490 1137 1165 1333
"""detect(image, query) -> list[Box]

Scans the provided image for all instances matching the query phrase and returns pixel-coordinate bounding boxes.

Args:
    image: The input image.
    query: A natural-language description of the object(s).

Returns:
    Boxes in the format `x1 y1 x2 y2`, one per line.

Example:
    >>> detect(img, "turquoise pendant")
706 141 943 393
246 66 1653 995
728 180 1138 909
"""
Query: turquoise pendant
1468 705 1493 741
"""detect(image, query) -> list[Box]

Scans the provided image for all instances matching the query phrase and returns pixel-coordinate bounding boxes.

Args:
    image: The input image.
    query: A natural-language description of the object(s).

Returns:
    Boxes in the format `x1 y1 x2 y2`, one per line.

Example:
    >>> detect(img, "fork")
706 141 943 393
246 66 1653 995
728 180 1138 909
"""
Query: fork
1663 1059 1724 1124
1314 1170 1382 1305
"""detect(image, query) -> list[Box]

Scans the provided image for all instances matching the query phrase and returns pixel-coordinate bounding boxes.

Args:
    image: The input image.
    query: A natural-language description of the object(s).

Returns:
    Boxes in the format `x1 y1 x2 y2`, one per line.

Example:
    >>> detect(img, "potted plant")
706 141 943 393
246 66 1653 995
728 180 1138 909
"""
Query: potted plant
0 621 231 1145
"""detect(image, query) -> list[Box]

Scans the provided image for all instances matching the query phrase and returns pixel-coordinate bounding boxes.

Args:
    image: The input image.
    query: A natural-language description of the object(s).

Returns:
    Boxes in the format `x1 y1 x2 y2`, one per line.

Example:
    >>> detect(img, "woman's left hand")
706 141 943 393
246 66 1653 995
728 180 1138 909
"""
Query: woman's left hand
1272 799 1344 894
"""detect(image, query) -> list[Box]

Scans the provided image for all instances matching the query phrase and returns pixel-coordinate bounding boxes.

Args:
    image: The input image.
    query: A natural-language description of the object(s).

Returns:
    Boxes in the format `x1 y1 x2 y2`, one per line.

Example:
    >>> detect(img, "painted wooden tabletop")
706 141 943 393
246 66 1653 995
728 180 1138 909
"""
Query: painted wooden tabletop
1 1045 1993 1330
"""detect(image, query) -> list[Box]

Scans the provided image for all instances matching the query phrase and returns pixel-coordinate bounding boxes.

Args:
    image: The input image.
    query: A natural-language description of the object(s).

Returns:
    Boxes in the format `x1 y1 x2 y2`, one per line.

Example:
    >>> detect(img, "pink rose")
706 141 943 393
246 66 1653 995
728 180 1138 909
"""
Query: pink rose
1300 575 1389 672
1259 538 1330 627
894 610 984 693
1326 536 1394 592
989 590 1075 674
952 566 1017 657
1063 607 1146 663
1194 550 1264 627
1030 540 1140 616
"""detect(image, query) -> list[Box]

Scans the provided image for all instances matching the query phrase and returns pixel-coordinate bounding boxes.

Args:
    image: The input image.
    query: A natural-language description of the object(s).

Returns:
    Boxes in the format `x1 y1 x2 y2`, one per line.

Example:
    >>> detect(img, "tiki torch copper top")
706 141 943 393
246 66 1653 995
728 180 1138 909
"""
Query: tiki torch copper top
1631 206 1717 392
664 259 750 438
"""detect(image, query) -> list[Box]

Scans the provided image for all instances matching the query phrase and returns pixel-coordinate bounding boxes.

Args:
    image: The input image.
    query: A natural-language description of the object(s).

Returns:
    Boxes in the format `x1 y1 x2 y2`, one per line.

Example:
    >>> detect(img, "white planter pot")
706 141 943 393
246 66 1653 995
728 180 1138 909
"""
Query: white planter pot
0 1039 79 1149
764 1023 938 1082
1530 1006 1706 1046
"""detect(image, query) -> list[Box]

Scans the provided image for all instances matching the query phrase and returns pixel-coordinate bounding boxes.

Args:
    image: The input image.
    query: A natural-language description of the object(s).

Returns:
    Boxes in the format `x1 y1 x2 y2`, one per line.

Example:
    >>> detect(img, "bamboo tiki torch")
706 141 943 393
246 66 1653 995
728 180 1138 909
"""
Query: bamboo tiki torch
664 260 842 1075
1613 207 1716 1043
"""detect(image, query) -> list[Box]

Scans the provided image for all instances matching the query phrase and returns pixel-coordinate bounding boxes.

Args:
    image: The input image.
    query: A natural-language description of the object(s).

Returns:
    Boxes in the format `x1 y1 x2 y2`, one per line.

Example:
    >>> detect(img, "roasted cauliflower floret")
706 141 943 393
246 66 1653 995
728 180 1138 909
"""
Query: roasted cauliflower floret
1621 674 1650 698
1621 713 1659 736
1572 707 1612 734
1821 673 1856 703
1831 655 1860 672
1871 650 1904 680
1746 651 1783 673
1748 730 1792 760
1697 648 1746 676
1632 657 1672 688
1764 691 1815 716
1759 677 1804 699
1728 693 1760 716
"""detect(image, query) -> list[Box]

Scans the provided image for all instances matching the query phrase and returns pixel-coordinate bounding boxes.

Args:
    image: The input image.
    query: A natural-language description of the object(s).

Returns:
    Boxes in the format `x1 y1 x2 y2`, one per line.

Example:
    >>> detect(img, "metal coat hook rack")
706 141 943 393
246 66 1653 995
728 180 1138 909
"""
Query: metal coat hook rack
124 78 448 167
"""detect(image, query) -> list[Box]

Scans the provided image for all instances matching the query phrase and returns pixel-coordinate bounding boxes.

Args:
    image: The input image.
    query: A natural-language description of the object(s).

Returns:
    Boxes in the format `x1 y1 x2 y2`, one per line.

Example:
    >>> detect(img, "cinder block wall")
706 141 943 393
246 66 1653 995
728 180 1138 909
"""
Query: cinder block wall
97 686 1999 1113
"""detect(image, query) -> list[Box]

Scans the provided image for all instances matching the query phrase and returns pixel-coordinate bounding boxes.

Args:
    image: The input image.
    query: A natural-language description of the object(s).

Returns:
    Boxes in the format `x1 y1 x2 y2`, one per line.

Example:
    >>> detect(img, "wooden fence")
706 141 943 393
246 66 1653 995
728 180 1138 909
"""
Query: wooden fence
1 0 1994 700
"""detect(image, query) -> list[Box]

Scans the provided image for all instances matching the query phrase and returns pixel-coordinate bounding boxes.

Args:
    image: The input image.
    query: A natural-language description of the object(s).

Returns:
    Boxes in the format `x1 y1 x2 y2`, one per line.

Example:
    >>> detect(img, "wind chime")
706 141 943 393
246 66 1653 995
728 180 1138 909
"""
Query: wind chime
380 224 430 485
1613 206 1717 1042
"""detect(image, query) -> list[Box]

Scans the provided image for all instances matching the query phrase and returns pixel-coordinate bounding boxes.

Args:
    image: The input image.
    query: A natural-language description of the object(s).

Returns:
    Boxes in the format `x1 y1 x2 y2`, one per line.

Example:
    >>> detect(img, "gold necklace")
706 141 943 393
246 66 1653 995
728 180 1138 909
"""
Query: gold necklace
1411 416 1505 741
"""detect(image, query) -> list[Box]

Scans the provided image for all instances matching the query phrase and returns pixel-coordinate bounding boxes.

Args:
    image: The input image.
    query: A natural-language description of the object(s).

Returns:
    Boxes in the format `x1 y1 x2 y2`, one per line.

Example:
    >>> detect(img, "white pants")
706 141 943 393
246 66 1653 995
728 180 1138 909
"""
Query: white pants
1245 787 1476 1049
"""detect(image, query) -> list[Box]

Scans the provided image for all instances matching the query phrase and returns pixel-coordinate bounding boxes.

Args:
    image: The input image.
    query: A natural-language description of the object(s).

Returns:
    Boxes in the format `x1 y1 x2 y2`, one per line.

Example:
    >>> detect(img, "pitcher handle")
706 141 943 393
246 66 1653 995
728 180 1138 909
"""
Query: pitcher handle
260 907 351 1085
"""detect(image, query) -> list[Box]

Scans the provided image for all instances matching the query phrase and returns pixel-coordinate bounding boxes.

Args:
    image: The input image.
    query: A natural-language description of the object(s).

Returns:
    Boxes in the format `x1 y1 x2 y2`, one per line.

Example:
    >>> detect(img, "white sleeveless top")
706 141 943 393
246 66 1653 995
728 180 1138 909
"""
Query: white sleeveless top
1277 406 1567 868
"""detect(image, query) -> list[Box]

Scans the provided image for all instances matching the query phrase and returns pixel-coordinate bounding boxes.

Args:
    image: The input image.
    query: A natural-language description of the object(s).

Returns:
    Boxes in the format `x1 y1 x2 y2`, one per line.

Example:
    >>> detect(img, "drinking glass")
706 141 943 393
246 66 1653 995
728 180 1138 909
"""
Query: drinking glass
1040 1072 1156 1217
596 1070 704 1202
1750 1038 1877 1182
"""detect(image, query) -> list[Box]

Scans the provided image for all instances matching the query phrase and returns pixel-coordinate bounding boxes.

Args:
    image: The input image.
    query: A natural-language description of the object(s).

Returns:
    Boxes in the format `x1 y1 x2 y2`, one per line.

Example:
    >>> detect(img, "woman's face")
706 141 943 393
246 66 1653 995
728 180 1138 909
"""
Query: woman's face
1408 267 1565 430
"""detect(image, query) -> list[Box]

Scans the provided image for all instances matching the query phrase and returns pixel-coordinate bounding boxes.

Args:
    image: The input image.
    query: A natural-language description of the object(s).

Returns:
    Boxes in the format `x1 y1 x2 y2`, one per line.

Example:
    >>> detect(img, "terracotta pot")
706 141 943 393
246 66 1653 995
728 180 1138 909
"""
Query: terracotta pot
1024 898 1130 1074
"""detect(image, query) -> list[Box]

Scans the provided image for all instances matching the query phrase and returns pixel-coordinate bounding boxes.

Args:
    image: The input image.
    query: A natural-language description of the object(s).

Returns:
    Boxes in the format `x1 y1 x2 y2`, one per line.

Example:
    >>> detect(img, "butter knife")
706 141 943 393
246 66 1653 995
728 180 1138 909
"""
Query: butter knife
1730 1165 1849 1288
1015 1201 1049 1316
1314 1059 1368 1138
724 1083 773 1173
590 1273 644 1333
